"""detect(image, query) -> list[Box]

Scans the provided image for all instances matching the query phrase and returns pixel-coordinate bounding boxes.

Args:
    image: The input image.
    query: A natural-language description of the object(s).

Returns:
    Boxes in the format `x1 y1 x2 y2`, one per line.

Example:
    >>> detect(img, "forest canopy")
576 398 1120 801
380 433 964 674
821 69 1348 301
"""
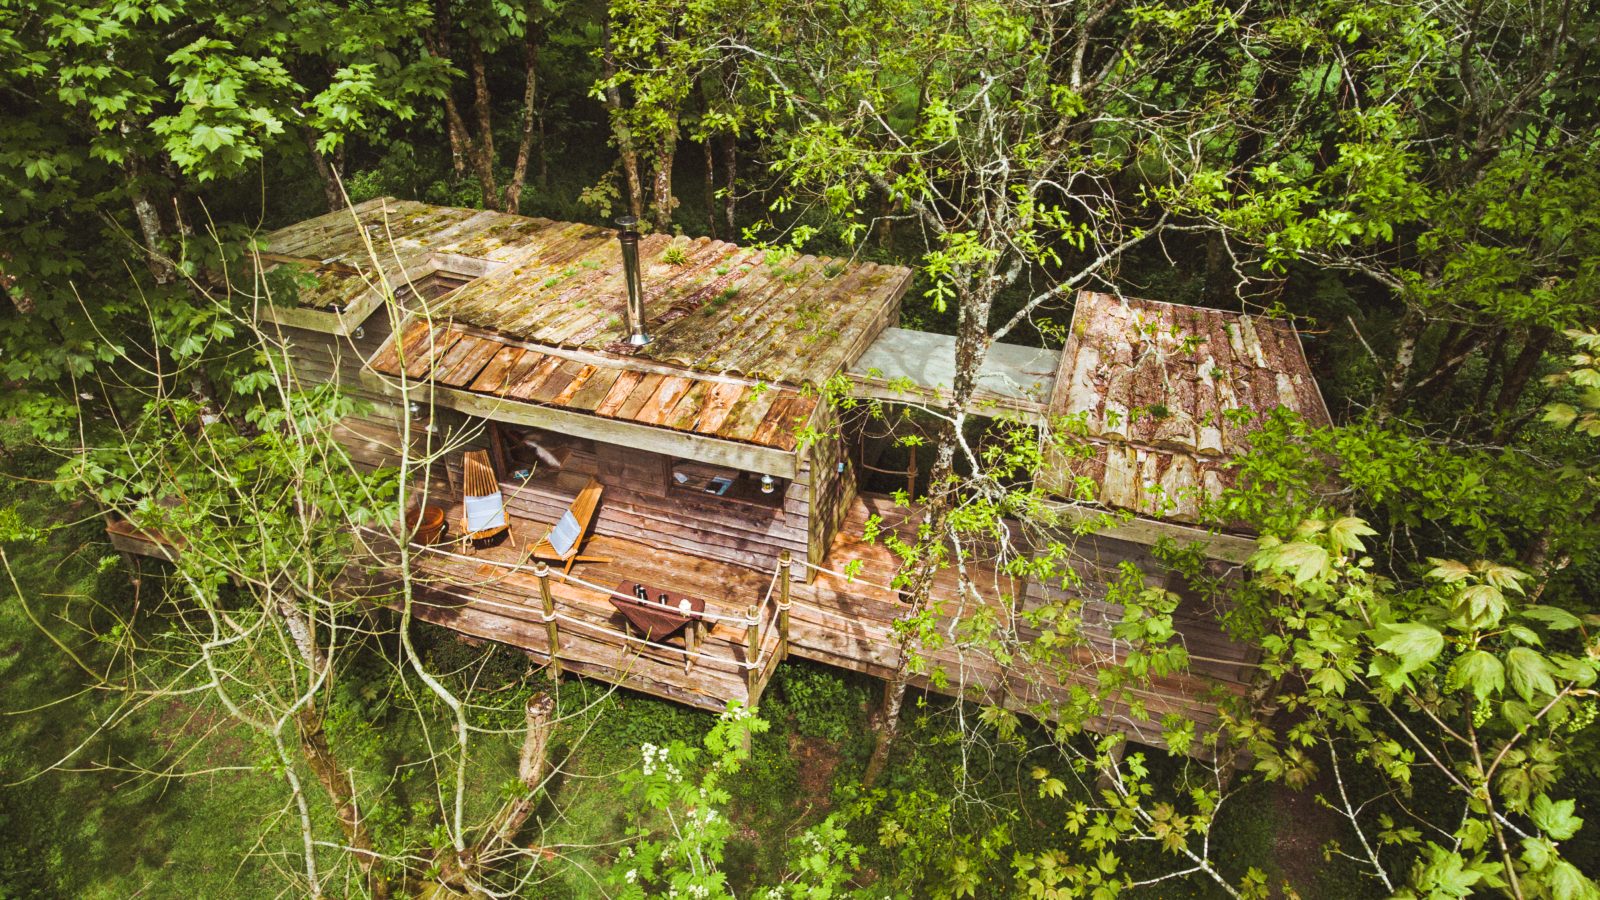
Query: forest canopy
1 0 1598 897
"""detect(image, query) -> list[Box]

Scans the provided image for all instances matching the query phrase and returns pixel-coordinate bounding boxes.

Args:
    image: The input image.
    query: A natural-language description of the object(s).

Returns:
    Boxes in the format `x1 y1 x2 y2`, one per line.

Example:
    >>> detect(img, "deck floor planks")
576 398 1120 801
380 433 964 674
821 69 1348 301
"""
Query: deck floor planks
119 481 1257 748
613 373 666 422
526 358 589 405
385 480 1258 749
693 382 747 434
634 376 695 427
593 370 648 417
504 354 563 401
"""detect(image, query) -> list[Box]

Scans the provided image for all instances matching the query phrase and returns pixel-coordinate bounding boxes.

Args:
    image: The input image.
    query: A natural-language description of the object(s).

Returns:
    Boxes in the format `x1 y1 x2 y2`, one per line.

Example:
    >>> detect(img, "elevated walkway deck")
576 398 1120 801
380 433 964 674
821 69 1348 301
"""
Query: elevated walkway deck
105 488 1261 750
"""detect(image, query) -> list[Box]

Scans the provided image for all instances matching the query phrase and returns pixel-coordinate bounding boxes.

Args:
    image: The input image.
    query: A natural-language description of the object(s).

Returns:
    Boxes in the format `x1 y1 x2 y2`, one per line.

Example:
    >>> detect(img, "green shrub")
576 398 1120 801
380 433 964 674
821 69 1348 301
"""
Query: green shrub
771 661 867 743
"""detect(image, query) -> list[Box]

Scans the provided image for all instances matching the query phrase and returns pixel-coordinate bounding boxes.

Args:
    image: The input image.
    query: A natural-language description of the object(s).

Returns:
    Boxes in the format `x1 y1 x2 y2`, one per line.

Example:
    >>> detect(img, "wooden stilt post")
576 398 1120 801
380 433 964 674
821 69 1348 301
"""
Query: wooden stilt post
745 604 760 698
535 562 561 677
907 444 918 497
777 550 792 663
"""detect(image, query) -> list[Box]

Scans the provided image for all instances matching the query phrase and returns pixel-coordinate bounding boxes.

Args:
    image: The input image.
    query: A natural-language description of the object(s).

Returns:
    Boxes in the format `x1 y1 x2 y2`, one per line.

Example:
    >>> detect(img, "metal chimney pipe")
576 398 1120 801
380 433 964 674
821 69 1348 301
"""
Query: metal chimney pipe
615 216 651 347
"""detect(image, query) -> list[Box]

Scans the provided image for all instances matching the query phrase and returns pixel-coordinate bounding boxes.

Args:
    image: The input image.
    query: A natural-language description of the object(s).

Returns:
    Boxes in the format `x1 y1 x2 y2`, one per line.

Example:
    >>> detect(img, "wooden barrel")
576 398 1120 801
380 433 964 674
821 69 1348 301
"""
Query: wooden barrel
406 504 447 545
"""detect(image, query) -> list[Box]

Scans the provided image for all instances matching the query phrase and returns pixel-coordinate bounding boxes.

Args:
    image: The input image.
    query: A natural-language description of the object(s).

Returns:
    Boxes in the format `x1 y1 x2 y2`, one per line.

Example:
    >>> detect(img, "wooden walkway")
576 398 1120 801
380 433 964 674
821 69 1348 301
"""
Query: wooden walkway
790 495 1256 743
381 487 1258 746
107 489 1259 750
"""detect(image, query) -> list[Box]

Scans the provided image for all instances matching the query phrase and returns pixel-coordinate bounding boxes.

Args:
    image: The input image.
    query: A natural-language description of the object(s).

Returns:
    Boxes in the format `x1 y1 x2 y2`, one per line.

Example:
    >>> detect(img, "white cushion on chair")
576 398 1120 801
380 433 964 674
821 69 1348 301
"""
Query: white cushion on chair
547 510 581 557
464 492 507 532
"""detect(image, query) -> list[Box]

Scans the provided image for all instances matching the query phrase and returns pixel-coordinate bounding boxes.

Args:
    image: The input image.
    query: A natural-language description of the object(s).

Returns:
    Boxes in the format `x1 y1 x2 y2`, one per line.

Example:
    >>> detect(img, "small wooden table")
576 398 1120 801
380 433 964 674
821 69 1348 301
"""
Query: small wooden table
610 581 705 642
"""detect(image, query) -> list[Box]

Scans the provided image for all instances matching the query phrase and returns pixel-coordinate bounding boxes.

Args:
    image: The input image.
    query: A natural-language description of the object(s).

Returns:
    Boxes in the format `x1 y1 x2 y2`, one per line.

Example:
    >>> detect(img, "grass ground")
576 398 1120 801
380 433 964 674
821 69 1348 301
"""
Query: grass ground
0 447 292 898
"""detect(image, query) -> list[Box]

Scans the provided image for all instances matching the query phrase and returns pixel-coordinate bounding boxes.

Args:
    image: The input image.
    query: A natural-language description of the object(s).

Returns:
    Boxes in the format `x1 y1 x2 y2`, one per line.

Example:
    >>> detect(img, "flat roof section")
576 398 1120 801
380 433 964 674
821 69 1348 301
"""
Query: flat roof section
847 327 1060 418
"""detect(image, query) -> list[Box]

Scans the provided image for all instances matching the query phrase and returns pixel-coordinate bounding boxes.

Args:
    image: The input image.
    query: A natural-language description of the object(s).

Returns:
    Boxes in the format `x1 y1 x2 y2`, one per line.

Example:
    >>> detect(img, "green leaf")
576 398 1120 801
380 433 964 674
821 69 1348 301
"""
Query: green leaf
1458 584 1506 625
1544 403 1579 427
1328 516 1377 551
1275 540 1331 585
1507 647 1557 702
1521 605 1582 631
1547 860 1597 900
1375 623 1444 671
1531 795 1584 841
1427 558 1472 583
1451 651 1504 702
1309 665 1348 696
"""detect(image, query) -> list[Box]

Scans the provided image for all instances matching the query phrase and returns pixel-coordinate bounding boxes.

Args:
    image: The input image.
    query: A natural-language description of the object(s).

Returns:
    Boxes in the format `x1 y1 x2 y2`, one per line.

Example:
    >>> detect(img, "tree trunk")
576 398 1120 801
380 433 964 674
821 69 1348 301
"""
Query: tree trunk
1203 232 1234 304
1493 325 1554 414
467 37 499 207
297 705 389 899
121 143 174 284
483 693 556 847
1473 326 1508 411
876 189 898 250
502 15 542 214
275 596 388 895
648 142 676 232
303 128 345 212
428 1 469 176
1375 308 1423 422
442 91 473 179
863 678 907 785
703 138 718 239
0 251 34 314
720 131 737 235
536 107 548 193
601 24 645 221
862 276 995 787
435 693 556 893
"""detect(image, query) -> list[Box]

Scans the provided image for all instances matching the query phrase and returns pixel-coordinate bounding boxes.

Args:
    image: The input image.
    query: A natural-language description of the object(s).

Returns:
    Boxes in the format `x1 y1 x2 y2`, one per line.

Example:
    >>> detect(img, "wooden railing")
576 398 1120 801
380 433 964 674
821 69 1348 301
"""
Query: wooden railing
391 535 793 704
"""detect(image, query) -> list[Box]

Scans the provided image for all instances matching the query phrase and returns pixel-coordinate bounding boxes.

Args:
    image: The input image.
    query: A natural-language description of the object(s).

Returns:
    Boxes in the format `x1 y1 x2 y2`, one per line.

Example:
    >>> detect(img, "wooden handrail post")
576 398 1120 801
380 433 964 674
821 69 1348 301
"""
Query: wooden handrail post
777 551 792 663
685 616 700 675
745 604 760 697
535 562 561 677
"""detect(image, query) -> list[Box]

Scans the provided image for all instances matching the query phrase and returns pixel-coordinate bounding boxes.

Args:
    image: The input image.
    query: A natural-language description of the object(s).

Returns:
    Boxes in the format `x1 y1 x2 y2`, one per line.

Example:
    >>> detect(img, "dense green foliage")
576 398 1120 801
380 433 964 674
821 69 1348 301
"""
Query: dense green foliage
2 0 1598 896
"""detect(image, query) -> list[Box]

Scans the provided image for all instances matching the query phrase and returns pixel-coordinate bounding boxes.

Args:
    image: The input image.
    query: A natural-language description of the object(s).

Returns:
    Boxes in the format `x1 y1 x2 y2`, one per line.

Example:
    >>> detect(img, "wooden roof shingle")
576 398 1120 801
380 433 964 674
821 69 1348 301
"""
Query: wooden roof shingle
1040 292 1331 526
366 320 816 451
263 198 908 456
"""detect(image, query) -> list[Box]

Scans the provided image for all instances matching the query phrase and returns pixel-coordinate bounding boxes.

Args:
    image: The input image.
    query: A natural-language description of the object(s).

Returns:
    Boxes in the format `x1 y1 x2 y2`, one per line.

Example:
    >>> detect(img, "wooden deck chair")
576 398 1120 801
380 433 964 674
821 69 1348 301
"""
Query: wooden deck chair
461 450 514 549
531 477 610 573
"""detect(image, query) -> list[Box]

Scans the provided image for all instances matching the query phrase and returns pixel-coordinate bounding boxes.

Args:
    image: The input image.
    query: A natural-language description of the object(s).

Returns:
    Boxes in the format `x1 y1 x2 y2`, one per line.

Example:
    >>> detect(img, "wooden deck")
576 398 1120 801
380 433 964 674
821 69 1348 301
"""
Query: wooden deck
792 495 1257 743
106 488 1259 749
382 487 1256 747
384 507 788 712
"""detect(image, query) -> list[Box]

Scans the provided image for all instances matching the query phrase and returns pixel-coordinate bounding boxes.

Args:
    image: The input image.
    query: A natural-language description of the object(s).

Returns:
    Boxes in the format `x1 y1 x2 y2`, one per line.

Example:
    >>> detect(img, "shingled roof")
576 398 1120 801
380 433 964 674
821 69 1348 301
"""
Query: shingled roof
262 198 911 458
1040 292 1331 527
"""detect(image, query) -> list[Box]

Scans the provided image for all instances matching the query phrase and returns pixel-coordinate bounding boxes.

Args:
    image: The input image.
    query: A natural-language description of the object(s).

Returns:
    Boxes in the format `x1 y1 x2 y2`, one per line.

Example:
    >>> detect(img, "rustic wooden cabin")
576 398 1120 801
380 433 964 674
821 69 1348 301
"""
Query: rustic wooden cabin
109 197 1332 752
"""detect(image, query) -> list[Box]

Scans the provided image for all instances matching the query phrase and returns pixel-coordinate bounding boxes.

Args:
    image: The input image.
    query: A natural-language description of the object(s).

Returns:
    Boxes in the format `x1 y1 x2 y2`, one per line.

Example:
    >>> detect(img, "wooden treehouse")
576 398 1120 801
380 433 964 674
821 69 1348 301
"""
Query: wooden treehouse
108 197 1331 751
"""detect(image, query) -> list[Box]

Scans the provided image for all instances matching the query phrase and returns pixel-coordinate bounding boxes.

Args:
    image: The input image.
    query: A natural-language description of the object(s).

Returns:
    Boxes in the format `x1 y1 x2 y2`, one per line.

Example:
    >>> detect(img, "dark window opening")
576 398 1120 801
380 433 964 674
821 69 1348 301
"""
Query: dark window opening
493 424 592 478
669 460 787 511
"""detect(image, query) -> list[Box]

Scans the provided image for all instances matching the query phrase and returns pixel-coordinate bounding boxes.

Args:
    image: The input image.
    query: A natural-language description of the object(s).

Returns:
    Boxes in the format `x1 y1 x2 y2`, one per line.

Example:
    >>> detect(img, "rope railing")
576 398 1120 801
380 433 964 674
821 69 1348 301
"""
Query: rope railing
794 555 907 596
385 533 764 627
369 527 795 679
410 582 770 671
